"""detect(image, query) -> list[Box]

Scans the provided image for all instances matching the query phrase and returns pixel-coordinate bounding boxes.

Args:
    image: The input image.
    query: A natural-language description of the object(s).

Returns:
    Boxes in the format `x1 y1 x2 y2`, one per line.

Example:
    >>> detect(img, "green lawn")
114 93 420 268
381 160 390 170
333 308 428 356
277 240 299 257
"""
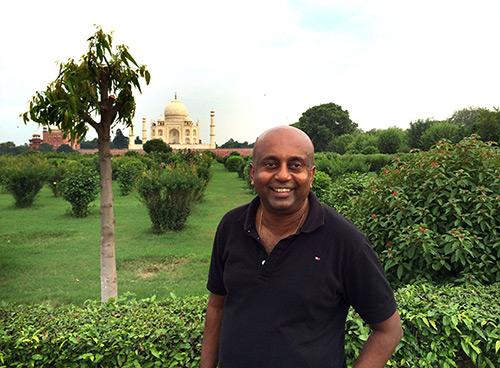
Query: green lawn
0 163 254 305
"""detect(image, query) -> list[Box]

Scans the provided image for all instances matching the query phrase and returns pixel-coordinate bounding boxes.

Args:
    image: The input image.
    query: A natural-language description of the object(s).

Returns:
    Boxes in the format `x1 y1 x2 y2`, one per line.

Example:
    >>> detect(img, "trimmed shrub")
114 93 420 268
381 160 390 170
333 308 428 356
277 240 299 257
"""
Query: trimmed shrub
225 155 244 173
4 157 49 207
143 139 172 154
346 136 499 285
46 158 69 197
116 158 144 196
1 283 498 368
61 164 100 217
421 122 462 150
137 166 201 232
377 128 406 154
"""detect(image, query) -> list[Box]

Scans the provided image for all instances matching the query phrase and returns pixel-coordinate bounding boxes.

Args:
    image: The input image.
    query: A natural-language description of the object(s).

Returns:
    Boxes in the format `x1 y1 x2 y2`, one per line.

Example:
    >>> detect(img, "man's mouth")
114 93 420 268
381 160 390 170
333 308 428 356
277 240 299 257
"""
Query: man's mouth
271 187 292 193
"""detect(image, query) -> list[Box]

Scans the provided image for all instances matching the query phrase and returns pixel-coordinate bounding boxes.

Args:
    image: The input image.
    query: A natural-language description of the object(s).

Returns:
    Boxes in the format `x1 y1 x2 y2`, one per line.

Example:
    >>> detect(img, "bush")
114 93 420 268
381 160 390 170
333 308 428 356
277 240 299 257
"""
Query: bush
116 158 144 196
346 136 499 285
61 164 100 217
322 172 371 215
4 157 49 207
143 139 172 154
311 170 333 203
46 158 69 197
421 122 462 150
1 283 498 368
377 128 406 154
137 166 201 232
224 155 244 173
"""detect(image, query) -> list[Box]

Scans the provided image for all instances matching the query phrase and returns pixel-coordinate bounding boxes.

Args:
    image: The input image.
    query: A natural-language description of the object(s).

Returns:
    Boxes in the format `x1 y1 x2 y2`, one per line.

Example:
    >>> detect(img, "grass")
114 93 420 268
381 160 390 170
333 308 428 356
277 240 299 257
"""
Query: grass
0 162 254 305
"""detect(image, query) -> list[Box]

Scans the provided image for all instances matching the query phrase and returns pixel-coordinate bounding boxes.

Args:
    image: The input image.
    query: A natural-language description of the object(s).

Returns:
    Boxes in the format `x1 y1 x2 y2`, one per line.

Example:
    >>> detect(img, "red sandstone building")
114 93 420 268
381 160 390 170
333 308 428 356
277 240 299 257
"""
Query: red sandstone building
29 127 80 150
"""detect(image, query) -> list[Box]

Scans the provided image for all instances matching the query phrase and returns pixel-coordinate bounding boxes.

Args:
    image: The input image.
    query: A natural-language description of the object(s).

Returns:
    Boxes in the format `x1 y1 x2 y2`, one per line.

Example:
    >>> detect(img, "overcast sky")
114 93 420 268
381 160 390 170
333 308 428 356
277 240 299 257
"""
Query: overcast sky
1 0 499 146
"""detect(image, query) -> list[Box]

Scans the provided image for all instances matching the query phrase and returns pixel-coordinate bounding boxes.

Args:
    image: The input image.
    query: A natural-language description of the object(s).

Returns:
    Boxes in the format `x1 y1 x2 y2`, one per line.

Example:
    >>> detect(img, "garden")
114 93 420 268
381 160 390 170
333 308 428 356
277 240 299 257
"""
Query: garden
0 138 498 367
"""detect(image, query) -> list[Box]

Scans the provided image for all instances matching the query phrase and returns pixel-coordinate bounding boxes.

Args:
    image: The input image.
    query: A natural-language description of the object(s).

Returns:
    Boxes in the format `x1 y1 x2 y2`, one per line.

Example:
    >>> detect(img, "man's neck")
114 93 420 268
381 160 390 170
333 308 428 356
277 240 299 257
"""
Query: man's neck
259 198 309 237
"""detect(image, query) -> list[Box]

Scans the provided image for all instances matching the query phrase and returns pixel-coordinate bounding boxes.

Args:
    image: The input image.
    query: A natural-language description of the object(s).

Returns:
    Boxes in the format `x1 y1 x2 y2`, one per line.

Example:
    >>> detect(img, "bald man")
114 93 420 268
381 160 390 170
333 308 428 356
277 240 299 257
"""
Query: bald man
201 126 402 368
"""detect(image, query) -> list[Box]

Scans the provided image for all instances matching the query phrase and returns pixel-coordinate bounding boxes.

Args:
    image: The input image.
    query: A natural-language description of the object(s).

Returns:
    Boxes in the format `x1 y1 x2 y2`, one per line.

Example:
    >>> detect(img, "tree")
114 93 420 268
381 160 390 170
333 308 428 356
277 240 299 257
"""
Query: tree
449 107 488 129
219 138 254 148
377 128 406 154
472 108 500 143
56 144 75 153
421 122 462 150
407 119 435 150
22 27 150 301
80 138 99 149
134 136 142 144
143 139 172 154
39 142 54 152
112 128 129 148
293 103 357 151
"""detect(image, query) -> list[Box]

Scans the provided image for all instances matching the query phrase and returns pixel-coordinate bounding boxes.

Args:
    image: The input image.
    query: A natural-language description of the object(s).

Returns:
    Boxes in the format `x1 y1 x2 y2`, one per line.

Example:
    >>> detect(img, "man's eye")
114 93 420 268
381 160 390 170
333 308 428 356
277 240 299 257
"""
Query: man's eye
289 162 303 169
263 162 277 169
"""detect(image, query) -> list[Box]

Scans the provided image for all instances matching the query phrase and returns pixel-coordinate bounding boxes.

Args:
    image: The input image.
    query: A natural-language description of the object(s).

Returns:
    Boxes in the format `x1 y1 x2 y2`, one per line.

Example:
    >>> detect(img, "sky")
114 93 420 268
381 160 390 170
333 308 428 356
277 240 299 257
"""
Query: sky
1 0 499 146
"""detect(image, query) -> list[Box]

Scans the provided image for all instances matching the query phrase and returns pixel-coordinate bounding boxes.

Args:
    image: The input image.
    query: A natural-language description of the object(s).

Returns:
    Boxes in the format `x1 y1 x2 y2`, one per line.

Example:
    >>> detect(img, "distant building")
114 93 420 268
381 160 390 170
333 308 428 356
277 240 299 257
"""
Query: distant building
28 127 80 150
129 94 216 150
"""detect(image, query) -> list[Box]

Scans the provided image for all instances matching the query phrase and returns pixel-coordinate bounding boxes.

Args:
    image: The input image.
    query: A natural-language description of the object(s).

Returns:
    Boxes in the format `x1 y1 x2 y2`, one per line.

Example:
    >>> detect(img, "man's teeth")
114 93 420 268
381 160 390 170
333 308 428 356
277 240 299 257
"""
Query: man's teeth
273 188 291 192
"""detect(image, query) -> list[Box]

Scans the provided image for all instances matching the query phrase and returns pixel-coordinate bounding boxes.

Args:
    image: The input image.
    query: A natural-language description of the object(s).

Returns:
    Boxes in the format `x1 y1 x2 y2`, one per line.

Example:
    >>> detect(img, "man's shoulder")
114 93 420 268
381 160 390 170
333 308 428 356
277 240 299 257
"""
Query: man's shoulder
320 203 367 244
219 202 250 225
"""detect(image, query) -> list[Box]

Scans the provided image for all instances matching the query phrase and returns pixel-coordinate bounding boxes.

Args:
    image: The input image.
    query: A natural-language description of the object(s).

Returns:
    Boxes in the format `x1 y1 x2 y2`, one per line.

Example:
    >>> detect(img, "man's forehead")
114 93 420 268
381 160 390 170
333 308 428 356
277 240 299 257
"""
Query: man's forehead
254 128 314 158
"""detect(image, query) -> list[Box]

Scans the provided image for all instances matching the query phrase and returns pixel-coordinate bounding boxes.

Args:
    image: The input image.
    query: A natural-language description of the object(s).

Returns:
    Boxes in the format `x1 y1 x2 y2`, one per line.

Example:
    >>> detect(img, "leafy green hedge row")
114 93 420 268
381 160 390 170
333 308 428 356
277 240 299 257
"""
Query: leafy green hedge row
1 283 498 367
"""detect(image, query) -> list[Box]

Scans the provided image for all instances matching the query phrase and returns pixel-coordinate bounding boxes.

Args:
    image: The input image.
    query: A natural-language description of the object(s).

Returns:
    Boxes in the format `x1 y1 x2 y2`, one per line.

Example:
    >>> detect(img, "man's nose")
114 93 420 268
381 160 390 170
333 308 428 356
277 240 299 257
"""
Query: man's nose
275 163 291 181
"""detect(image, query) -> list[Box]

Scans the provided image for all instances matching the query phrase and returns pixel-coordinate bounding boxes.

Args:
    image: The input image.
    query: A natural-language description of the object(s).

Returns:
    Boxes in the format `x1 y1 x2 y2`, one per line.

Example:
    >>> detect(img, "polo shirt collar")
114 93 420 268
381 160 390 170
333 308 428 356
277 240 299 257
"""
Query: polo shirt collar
243 192 325 234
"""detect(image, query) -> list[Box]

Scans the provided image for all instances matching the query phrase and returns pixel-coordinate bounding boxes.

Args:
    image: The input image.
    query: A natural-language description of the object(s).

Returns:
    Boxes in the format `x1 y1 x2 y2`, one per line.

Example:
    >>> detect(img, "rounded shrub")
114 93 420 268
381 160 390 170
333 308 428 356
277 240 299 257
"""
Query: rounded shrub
46 158 69 197
61 164 100 217
116 158 144 196
143 139 172 154
4 156 49 207
225 155 244 173
137 165 201 232
323 172 371 215
346 136 499 285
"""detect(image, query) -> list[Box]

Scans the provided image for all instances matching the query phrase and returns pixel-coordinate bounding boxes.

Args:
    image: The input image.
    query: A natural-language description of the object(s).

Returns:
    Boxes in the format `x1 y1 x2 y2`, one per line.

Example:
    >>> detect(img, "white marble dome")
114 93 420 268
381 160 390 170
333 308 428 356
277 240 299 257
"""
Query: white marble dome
164 97 188 118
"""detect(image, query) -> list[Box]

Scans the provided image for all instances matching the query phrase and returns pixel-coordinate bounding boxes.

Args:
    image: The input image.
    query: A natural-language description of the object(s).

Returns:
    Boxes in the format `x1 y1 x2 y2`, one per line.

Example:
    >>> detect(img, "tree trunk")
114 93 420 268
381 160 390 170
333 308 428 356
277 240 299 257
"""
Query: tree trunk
98 129 118 302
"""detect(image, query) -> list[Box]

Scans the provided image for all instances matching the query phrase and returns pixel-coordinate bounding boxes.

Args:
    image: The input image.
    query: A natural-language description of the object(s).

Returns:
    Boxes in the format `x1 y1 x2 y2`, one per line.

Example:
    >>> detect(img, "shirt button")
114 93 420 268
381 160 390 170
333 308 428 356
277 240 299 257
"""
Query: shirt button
261 260 266 265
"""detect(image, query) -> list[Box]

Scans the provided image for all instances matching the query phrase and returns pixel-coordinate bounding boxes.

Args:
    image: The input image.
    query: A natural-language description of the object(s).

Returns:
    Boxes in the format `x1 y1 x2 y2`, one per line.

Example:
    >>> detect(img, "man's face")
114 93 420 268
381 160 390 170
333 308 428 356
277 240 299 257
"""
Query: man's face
250 129 315 215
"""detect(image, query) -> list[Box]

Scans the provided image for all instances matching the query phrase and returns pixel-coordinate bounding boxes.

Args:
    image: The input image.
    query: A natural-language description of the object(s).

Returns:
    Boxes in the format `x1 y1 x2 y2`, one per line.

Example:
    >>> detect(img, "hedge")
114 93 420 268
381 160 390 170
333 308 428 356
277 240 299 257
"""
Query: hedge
1 283 498 367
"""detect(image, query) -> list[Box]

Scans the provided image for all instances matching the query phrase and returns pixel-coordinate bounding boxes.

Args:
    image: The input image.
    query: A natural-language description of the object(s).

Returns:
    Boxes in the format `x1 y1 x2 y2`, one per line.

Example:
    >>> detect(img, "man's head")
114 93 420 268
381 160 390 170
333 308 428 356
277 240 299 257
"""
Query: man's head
250 126 315 215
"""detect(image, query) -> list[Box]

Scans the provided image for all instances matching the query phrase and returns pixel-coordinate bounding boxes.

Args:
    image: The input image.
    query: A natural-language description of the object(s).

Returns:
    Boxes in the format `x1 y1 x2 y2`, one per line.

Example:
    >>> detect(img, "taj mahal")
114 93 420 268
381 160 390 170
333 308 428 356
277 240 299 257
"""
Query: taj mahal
128 94 216 150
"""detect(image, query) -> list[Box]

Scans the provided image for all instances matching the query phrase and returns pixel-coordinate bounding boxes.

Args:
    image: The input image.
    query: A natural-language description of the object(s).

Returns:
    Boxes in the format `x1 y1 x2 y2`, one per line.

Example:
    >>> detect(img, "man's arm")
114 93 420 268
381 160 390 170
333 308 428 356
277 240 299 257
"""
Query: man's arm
200 293 225 368
353 310 403 368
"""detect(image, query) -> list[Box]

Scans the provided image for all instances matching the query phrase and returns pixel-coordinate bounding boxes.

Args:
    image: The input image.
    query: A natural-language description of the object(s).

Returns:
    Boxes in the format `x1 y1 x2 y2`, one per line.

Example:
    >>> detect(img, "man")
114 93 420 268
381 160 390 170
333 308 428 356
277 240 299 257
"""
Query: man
201 126 402 368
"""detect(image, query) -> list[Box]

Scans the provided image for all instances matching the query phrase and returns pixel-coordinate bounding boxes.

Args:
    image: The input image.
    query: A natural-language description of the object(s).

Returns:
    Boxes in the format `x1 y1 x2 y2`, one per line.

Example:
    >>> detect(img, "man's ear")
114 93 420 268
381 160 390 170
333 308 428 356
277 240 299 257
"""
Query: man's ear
249 162 255 186
309 165 316 187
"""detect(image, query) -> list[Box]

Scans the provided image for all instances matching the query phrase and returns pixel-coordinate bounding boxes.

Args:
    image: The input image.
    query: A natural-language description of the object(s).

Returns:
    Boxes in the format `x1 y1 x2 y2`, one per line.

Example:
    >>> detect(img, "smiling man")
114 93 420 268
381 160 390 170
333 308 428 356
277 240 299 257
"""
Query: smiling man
201 126 402 368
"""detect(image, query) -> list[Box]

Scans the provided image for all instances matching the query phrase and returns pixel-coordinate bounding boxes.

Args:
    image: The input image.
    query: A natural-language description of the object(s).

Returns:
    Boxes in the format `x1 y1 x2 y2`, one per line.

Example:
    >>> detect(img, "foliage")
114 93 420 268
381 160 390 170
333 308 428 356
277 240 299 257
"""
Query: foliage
115 158 144 196
311 170 333 203
111 128 129 149
143 139 172 154
1 283 498 368
22 26 150 301
377 127 407 154
314 152 374 178
219 138 254 148
56 144 75 153
38 143 53 152
61 164 100 217
46 158 69 196
471 108 500 143
225 155 245 173
448 107 489 129
0 141 29 155
134 136 142 144
407 119 435 150
4 156 49 207
293 103 357 151
80 138 98 149
346 137 499 285
322 172 371 214
421 122 463 150
137 165 202 232
344 132 379 154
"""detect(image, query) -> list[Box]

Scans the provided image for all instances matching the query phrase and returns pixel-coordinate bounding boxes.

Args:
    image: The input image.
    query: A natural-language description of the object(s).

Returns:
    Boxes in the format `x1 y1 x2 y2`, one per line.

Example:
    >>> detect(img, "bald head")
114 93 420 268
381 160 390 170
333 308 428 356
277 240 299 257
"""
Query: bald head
253 126 315 167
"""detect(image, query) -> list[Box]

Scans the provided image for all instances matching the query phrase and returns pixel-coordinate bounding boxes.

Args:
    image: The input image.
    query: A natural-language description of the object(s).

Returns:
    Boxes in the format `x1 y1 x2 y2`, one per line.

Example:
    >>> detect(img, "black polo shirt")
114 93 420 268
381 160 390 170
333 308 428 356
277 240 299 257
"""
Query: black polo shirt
207 193 397 368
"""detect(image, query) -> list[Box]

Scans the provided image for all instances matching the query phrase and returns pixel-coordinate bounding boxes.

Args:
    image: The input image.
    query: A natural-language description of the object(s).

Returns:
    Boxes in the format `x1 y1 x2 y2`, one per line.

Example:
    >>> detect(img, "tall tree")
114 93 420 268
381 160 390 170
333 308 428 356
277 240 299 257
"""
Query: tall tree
22 27 150 301
112 128 129 148
293 103 357 151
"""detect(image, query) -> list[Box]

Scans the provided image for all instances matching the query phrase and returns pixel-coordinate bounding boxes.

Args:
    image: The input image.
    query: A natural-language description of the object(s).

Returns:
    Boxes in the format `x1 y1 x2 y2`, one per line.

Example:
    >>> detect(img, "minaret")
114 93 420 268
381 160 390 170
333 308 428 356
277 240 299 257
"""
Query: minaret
128 124 134 149
141 118 147 143
209 111 216 148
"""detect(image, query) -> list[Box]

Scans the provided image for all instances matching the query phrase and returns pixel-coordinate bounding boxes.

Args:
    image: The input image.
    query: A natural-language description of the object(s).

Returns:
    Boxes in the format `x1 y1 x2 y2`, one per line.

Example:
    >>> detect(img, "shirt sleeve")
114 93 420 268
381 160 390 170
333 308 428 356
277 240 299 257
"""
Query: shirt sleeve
206 223 227 295
342 237 397 324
